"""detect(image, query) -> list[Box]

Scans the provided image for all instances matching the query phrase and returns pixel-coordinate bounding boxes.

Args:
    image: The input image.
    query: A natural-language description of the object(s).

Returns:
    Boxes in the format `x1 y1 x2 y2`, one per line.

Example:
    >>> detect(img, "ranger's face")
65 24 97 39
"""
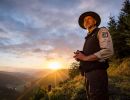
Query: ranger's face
83 16 96 29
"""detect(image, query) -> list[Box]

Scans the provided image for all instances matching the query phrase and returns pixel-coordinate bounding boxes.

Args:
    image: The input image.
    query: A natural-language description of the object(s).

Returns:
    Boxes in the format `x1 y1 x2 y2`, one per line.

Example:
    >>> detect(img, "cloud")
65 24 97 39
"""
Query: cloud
0 0 123 68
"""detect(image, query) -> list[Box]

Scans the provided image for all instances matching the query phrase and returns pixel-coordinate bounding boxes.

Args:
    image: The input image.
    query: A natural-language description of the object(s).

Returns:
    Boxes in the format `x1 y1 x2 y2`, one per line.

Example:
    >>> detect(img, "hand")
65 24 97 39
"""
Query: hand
73 50 86 61
73 50 80 61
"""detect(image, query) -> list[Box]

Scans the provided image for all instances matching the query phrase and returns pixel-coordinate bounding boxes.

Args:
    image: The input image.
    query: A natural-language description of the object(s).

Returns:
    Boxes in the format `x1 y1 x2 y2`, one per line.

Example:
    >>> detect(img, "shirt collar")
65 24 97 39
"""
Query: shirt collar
85 27 98 39
87 26 97 35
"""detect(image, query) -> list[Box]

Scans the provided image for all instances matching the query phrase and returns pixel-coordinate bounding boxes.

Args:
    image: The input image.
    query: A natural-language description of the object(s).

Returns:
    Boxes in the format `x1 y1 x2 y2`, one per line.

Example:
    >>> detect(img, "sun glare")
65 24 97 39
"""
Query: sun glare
48 61 61 70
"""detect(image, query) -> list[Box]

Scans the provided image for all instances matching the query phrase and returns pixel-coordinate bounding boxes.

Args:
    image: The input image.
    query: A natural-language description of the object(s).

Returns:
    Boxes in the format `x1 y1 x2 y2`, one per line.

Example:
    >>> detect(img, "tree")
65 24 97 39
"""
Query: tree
120 0 130 46
108 16 117 32
69 62 80 79
117 0 130 58
108 16 119 58
108 0 130 58
31 87 49 100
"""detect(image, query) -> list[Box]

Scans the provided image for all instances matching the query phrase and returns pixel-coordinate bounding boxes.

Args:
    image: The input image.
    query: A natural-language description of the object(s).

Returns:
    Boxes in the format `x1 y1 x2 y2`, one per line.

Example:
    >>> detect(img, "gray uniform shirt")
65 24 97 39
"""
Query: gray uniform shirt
93 27 114 60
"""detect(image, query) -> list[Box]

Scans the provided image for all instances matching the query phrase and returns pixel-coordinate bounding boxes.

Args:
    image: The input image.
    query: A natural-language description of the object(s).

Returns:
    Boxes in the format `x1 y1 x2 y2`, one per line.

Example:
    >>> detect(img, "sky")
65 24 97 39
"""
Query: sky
0 0 123 71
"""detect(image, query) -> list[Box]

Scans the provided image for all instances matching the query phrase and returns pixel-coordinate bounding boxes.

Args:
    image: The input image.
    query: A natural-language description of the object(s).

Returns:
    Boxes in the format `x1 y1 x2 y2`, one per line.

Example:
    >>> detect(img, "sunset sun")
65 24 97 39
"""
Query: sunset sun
48 61 62 70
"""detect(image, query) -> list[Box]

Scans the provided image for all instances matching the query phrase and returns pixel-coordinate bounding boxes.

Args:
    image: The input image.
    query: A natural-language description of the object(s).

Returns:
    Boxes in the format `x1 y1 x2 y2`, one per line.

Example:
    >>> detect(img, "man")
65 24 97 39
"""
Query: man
73 11 114 100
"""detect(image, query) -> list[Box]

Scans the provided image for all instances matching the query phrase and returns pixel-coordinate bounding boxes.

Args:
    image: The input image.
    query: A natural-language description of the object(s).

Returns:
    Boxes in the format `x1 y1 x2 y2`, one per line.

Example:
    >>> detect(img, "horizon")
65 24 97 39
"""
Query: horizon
0 66 68 73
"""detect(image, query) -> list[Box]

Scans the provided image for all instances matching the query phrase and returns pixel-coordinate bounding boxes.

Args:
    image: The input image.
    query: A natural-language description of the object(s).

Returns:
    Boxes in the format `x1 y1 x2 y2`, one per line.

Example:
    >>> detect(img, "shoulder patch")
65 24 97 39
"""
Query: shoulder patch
102 32 108 38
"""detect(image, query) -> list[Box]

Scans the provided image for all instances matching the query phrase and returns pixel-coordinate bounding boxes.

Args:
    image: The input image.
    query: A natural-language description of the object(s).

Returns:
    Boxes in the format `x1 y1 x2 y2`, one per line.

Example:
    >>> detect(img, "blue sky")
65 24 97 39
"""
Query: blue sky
0 0 123 71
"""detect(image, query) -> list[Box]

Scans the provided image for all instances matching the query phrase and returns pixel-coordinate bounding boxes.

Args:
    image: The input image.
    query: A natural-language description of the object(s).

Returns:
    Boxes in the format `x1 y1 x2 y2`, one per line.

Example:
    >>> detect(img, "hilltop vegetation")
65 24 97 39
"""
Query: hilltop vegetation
108 58 130 97
17 69 69 100
28 57 130 100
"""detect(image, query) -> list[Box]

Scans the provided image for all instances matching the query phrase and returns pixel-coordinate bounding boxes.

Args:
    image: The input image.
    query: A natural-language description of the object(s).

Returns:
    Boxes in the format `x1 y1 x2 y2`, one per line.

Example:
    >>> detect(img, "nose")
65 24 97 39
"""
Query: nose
84 20 89 26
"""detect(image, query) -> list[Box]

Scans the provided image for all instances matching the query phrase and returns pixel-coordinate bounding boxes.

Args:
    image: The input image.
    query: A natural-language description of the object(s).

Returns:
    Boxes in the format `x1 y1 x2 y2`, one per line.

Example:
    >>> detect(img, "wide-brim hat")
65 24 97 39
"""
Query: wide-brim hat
78 11 101 29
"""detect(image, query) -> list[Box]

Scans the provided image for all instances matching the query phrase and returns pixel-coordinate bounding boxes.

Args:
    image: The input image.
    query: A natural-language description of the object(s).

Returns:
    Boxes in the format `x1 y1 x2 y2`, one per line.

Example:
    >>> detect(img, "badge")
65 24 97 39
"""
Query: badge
102 32 108 38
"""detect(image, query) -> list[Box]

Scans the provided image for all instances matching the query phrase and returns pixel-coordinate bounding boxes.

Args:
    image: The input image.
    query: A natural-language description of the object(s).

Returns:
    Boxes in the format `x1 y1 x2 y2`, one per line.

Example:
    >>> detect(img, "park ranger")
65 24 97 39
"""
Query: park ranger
74 11 114 100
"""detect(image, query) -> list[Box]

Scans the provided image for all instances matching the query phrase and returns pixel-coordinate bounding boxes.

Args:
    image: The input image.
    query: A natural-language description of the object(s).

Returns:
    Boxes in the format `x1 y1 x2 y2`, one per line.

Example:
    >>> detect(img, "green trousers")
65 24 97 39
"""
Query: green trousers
85 70 109 100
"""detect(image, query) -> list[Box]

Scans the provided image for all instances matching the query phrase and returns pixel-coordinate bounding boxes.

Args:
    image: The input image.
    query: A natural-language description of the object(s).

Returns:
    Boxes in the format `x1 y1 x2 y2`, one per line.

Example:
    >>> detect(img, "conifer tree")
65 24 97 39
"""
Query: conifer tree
118 0 130 58
108 0 130 58
108 16 118 58
120 0 130 45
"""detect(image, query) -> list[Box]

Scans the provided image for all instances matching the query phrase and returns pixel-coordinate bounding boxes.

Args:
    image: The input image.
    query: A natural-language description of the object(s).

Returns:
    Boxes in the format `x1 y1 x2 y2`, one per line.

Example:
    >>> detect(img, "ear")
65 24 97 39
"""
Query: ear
94 19 97 25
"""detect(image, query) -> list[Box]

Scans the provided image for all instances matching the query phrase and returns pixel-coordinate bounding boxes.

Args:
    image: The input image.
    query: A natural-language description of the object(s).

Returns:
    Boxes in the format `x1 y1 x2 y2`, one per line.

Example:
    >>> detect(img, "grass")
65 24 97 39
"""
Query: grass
108 57 130 99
